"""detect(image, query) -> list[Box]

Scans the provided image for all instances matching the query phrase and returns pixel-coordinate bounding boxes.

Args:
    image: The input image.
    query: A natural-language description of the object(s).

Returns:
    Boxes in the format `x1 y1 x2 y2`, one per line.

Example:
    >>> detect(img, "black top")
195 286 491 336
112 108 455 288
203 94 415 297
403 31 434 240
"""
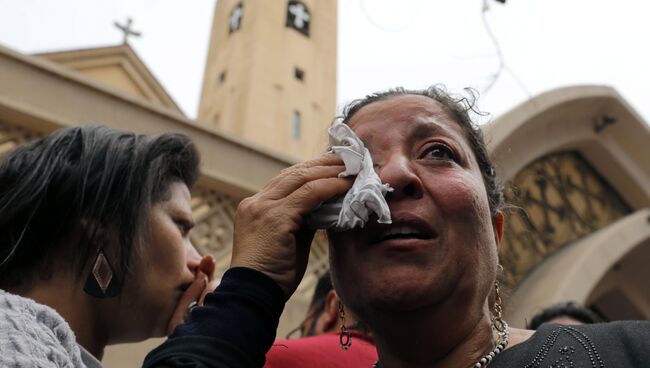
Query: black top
492 320 650 367
143 267 285 368
143 267 650 368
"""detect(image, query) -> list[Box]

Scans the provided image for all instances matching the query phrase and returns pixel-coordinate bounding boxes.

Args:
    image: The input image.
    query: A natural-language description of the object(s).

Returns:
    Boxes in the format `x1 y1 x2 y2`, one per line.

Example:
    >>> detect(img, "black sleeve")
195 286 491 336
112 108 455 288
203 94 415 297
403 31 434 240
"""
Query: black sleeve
142 267 286 368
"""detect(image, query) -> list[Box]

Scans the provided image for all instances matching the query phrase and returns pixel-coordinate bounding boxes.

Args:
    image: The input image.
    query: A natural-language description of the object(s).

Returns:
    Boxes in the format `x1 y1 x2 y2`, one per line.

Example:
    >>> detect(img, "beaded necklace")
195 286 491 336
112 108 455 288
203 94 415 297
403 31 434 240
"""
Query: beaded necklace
372 321 510 368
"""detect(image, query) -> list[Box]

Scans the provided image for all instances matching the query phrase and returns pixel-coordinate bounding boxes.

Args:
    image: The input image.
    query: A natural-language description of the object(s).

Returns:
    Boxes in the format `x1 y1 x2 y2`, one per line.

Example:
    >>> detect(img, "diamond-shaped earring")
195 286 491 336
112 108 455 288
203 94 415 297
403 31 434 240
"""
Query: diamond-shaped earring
92 251 113 293
84 249 121 298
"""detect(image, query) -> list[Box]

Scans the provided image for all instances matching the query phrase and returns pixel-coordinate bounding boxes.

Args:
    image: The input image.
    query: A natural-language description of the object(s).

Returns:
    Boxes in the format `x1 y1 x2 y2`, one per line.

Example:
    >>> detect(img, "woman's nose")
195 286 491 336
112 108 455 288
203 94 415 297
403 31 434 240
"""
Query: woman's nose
378 154 424 201
185 242 202 272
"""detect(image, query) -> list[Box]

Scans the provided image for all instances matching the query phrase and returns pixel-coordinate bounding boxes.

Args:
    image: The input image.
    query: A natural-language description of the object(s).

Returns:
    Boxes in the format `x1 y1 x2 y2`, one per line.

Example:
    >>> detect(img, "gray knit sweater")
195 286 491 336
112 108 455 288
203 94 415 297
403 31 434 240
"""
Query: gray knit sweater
0 289 87 368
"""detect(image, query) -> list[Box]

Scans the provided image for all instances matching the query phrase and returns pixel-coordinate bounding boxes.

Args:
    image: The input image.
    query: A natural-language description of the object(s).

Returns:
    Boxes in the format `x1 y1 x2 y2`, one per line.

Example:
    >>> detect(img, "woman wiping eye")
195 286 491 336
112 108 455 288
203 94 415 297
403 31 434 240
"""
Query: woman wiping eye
143 86 650 368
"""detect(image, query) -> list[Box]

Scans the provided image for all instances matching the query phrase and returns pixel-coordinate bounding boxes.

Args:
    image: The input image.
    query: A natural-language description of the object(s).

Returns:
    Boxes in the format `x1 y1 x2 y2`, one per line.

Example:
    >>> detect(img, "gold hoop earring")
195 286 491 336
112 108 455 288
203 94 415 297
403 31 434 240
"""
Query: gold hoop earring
491 279 505 333
338 301 352 350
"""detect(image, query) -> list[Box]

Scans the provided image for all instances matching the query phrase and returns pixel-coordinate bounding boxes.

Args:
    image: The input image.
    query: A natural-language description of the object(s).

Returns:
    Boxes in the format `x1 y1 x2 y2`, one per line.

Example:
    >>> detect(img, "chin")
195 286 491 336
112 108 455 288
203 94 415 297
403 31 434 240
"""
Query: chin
149 315 167 335
150 327 167 338
145 302 175 338
371 285 440 312
353 267 456 313
355 280 428 312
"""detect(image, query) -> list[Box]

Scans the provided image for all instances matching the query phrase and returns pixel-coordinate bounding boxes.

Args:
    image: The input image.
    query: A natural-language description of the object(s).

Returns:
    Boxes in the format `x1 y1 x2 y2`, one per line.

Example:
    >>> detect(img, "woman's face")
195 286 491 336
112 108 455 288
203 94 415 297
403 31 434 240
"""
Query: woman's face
328 95 502 317
114 181 200 340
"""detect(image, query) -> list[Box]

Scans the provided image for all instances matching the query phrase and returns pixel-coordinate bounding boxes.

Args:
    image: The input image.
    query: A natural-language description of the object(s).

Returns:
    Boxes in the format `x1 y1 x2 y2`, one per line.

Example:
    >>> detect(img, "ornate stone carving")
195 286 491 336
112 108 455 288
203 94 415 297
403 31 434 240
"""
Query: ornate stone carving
189 187 238 274
500 151 631 289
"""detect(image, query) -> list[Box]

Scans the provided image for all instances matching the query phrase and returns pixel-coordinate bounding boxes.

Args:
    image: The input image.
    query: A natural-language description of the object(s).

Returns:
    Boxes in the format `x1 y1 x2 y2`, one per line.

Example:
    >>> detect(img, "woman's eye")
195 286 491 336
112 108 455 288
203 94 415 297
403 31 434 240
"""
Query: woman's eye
176 220 193 236
423 144 456 161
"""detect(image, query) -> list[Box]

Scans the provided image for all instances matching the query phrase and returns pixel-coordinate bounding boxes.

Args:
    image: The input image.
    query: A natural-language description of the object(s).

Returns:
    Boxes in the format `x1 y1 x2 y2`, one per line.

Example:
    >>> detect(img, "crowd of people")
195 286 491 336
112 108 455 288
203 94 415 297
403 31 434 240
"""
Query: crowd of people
1 86 648 367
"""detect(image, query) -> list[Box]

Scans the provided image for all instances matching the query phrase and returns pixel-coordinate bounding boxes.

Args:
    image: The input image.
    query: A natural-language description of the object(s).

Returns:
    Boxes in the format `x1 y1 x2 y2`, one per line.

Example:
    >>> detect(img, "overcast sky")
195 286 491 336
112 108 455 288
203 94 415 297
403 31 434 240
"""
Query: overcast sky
1 0 648 124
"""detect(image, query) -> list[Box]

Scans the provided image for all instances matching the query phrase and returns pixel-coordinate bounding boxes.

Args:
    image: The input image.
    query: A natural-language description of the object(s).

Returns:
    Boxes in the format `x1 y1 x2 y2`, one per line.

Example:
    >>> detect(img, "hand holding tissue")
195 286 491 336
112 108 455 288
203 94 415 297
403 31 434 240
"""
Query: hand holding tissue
307 122 393 230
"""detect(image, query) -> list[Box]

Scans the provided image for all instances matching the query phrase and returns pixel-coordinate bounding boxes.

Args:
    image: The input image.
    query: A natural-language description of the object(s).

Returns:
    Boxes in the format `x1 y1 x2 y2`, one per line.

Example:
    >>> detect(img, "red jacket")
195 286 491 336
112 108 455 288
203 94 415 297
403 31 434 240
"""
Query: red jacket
265 331 377 368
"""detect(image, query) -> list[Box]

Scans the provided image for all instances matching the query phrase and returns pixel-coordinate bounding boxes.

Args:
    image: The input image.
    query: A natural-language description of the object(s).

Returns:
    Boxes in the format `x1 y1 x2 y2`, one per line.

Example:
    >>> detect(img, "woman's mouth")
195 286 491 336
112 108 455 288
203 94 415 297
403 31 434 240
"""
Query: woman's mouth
378 225 433 241
370 219 438 248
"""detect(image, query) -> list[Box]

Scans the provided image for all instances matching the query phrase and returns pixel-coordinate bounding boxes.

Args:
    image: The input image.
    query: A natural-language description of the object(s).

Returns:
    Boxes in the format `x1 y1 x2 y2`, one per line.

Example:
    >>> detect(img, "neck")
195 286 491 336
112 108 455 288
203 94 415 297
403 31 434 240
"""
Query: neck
19 276 108 360
370 303 497 368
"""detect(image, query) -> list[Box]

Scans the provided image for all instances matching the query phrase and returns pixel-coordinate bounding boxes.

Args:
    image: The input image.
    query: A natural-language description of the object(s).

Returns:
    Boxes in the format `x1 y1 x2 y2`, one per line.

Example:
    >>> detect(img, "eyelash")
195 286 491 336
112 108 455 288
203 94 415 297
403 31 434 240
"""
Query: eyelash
421 143 458 162
175 219 193 236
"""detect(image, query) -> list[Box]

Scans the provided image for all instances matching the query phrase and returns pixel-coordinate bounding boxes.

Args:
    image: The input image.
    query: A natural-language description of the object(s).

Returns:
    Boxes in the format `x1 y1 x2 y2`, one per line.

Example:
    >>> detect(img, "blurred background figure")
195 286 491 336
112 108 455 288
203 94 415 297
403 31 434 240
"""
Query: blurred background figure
265 271 377 368
291 271 352 338
528 301 604 329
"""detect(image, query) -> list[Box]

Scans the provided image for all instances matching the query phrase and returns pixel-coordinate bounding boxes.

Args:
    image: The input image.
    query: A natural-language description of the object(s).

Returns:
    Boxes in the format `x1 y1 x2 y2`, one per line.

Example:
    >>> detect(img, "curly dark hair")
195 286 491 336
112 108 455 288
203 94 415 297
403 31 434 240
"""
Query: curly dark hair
337 85 504 216
0 125 200 291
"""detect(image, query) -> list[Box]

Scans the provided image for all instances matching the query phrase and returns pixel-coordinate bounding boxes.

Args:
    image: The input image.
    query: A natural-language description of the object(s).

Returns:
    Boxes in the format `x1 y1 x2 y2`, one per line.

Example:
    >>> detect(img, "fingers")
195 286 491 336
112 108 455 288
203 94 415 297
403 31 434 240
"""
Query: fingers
260 154 345 200
166 271 208 335
283 153 344 173
199 278 220 306
199 255 216 281
262 165 346 201
285 176 354 216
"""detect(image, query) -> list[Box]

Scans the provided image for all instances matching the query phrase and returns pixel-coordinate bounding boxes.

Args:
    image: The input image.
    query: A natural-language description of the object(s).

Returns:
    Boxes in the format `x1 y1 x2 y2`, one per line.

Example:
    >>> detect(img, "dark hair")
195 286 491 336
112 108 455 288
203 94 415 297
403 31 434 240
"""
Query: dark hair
284 272 333 338
0 125 199 290
338 85 504 216
309 271 333 313
528 301 604 329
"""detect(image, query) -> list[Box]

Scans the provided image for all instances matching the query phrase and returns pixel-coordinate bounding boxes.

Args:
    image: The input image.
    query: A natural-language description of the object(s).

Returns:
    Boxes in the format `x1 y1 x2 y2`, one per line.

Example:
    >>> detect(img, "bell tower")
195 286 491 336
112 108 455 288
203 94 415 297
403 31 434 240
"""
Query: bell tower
198 0 337 158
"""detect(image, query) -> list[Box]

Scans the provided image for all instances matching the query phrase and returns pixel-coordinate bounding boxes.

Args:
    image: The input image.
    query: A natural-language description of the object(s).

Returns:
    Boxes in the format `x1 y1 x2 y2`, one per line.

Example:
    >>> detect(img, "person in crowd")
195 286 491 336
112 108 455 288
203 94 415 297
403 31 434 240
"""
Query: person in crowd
265 271 377 367
528 301 604 329
286 271 348 339
0 125 217 367
144 86 650 368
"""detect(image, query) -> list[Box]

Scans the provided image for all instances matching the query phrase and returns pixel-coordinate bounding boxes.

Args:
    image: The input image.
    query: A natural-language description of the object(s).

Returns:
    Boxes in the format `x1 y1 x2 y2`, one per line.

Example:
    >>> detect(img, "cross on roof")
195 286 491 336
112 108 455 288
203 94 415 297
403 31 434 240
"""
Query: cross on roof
114 18 142 44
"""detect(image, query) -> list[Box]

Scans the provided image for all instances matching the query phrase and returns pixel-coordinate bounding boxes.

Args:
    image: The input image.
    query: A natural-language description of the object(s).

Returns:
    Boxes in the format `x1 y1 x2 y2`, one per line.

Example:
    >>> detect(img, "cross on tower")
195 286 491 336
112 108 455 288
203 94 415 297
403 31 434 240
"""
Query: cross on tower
289 3 310 29
114 18 142 44
229 5 244 32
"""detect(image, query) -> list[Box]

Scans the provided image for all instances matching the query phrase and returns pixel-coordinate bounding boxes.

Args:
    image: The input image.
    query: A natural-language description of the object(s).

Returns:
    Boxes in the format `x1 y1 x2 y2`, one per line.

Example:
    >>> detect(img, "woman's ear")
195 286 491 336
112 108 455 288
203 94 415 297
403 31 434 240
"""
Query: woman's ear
493 212 505 248
315 290 341 335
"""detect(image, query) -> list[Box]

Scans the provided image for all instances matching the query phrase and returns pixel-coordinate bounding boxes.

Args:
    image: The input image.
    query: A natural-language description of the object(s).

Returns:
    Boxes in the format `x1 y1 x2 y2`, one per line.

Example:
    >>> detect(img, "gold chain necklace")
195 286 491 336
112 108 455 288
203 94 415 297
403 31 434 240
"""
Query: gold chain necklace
372 321 510 368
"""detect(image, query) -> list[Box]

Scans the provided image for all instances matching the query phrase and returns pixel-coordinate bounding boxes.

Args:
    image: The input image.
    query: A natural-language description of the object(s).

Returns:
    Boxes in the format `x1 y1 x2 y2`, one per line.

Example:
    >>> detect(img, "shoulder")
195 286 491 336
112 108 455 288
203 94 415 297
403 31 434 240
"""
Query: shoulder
0 290 84 367
577 320 650 336
496 321 650 368
572 321 650 358
548 321 650 350
266 332 377 368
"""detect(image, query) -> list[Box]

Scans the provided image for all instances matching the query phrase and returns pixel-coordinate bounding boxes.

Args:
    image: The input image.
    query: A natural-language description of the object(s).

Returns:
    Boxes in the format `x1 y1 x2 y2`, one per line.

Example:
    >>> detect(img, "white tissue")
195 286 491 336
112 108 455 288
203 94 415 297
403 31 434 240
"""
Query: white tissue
307 123 392 230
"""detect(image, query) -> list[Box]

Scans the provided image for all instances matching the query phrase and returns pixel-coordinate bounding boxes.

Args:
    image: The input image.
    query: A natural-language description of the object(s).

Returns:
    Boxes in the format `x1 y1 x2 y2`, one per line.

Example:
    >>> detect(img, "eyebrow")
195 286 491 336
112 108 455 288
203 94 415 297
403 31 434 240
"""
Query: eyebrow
167 204 194 222
408 121 455 142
